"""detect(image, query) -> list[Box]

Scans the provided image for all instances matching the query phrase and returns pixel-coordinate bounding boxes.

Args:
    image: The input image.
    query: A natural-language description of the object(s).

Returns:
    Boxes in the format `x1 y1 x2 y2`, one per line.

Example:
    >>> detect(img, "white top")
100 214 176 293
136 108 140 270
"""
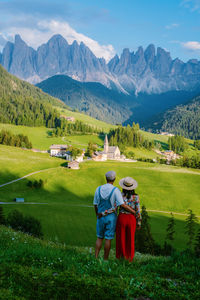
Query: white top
93 183 124 210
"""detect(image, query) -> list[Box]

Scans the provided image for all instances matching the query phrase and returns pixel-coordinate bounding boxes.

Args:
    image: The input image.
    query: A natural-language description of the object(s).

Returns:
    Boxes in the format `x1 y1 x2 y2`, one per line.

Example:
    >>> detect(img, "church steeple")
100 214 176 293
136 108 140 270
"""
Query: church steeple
104 134 109 153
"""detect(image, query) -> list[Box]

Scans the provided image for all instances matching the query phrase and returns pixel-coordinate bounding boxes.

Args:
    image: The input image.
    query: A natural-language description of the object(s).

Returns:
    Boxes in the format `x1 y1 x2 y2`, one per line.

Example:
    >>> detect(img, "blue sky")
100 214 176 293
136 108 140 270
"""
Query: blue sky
0 0 200 62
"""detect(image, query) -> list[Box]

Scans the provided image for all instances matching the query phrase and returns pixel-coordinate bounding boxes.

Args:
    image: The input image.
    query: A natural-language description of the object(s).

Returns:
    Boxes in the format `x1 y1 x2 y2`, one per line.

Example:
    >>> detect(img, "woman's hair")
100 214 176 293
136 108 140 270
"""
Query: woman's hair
122 189 137 199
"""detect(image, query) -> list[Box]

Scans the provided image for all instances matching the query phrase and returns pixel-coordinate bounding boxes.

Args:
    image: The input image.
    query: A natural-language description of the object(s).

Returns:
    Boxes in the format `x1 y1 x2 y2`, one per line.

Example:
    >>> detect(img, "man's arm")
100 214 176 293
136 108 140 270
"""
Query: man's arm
94 205 102 218
94 205 98 217
120 203 135 215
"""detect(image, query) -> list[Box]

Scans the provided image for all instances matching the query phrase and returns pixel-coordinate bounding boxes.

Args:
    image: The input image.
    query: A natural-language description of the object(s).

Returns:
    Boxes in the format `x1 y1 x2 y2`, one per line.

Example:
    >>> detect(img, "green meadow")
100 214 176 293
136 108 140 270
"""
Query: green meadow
0 123 104 150
0 145 199 250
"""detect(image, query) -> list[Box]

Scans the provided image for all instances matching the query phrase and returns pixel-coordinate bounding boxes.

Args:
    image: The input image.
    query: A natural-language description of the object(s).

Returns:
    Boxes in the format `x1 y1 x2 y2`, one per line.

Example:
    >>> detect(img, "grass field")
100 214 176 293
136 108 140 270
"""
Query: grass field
0 145 199 250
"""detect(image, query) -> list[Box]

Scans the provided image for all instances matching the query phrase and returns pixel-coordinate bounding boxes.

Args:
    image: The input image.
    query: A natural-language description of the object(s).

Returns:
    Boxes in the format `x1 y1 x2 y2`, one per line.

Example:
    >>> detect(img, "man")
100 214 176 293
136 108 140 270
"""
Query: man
94 171 136 260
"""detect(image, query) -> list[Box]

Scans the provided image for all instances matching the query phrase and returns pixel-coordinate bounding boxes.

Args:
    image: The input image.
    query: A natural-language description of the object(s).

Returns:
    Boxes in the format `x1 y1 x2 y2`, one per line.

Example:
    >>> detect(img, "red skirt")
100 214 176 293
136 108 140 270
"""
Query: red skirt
116 213 136 262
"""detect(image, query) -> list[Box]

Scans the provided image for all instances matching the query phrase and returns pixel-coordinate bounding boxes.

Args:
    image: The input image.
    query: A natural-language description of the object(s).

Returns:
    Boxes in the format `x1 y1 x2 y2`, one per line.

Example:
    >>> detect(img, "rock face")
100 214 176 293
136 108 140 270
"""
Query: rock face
1 34 200 95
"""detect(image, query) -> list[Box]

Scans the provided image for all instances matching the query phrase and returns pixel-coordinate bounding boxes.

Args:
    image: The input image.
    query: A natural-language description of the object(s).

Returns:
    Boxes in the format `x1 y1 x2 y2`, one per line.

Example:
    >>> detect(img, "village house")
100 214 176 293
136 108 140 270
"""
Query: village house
60 115 75 122
68 161 79 169
162 150 181 161
160 132 175 137
50 145 68 157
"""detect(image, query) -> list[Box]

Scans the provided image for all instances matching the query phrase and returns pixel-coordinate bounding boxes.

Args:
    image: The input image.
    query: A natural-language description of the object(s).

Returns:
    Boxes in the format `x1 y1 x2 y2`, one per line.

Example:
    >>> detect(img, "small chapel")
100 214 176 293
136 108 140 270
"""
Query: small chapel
103 135 121 159
92 135 121 161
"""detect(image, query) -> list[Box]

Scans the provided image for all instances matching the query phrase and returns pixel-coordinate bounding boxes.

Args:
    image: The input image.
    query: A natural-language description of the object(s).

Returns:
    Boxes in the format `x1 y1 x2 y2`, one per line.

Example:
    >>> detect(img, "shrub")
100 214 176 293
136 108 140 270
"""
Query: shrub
7 209 43 238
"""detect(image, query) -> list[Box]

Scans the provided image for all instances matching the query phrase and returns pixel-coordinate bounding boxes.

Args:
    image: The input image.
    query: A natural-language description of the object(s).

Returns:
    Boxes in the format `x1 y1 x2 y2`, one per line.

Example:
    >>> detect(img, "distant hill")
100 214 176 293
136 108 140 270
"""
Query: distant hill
0 65 67 127
145 95 200 139
37 75 132 124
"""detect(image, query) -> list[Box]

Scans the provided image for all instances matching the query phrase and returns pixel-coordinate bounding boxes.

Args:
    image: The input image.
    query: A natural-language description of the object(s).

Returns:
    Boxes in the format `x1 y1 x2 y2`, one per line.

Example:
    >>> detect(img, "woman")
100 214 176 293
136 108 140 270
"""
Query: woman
116 177 141 261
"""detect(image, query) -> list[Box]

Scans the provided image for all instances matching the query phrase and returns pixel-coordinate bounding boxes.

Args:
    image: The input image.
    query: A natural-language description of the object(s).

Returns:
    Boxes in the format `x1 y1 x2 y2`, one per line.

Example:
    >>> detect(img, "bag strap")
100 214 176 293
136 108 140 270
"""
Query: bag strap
98 186 117 201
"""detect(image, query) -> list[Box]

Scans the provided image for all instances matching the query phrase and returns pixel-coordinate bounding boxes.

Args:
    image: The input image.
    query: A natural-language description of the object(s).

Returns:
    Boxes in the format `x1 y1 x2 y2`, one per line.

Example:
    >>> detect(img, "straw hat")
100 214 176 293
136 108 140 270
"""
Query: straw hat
119 177 138 190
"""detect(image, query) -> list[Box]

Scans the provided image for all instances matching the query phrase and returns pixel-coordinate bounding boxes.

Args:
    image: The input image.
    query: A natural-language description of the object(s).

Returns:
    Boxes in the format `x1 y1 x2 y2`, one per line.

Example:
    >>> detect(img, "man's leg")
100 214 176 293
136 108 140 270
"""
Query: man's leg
95 237 103 258
104 239 112 260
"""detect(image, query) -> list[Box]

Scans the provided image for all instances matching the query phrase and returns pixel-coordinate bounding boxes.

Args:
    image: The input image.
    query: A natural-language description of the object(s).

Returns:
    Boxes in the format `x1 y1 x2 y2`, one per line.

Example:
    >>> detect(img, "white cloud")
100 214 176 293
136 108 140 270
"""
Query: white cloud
182 41 200 50
165 23 180 30
2 20 115 62
181 0 200 12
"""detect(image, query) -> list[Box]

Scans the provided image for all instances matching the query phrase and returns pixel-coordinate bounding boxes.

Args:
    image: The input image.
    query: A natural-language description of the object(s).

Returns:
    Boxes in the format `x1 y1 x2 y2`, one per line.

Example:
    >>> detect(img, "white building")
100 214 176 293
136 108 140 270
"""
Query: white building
92 135 121 161
50 145 68 157
103 135 121 159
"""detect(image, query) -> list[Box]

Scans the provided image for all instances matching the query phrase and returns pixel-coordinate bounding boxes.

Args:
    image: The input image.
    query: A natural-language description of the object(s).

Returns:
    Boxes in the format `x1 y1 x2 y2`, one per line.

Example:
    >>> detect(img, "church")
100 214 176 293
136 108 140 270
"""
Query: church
103 135 121 159
92 135 121 161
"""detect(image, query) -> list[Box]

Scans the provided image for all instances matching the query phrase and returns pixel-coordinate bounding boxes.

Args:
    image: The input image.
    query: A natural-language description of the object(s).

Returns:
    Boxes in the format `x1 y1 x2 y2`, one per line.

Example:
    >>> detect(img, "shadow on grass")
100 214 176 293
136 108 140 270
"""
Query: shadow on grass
154 139 169 151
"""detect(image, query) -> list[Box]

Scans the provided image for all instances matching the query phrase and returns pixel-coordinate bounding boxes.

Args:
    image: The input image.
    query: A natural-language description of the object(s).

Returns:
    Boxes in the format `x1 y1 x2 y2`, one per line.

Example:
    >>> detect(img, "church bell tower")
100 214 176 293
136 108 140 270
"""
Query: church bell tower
104 135 109 153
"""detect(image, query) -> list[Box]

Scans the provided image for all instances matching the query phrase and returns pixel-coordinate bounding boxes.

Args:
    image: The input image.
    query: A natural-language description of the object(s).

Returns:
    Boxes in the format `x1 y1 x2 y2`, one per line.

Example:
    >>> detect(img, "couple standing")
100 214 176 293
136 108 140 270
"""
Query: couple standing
94 171 141 261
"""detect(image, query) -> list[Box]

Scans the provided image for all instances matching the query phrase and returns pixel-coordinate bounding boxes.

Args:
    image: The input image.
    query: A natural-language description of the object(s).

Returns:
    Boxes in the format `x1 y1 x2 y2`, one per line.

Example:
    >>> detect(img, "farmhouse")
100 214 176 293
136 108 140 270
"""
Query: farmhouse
160 132 175 137
50 145 68 157
68 161 79 169
60 115 75 122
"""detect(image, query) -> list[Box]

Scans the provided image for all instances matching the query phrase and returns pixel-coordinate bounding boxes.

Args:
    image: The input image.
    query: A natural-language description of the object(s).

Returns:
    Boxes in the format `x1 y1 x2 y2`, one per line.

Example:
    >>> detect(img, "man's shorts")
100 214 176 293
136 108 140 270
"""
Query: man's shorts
96 213 117 240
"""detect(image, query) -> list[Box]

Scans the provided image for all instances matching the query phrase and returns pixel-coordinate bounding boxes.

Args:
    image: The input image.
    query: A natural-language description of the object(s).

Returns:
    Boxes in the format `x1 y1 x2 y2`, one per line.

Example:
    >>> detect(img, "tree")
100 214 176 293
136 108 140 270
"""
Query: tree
7 209 43 238
86 142 97 157
70 147 82 159
165 213 175 242
185 209 198 248
135 206 155 255
0 205 5 225
194 140 200 150
7 210 24 231
23 215 43 238
194 228 200 258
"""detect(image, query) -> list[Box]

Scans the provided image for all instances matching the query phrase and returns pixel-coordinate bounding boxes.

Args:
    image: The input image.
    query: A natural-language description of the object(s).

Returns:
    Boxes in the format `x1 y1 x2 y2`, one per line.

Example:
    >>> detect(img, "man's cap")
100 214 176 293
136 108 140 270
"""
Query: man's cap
105 171 116 181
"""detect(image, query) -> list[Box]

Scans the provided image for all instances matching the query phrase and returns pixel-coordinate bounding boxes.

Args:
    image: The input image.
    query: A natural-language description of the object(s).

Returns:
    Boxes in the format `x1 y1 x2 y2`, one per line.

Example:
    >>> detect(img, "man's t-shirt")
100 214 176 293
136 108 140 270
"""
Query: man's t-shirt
93 183 124 213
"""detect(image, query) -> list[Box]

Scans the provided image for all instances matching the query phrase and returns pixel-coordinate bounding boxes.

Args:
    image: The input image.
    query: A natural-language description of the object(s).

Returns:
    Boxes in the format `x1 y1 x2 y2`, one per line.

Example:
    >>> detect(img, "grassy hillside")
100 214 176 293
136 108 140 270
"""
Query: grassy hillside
0 123 104 150
0 226 199 300
55 106 116 132
0 145 199 250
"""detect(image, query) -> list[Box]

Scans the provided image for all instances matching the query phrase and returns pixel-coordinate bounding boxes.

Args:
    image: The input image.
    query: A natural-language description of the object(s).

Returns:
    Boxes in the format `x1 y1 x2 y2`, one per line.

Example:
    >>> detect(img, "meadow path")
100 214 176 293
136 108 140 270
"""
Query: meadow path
0 167 60 188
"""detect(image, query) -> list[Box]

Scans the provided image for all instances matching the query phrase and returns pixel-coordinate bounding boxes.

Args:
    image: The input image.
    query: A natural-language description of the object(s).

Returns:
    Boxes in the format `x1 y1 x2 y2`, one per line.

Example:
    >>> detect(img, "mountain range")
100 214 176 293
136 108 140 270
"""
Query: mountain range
1 34 200 95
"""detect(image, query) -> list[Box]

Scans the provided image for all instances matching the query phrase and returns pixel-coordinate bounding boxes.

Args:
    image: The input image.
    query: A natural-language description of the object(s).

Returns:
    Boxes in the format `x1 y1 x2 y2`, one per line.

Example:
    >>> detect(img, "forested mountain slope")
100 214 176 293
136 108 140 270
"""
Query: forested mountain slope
37 74 132 124
0 65 66 127
146 95 200 139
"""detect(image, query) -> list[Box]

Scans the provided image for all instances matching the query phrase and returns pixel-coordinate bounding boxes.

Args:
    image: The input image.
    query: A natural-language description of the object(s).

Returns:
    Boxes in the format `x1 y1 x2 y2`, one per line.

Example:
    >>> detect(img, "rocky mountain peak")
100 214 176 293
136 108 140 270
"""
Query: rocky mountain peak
1 35 200 95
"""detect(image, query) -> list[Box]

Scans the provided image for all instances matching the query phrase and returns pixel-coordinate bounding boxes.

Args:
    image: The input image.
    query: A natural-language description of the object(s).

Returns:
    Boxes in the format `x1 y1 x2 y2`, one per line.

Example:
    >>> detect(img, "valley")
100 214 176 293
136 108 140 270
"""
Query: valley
0 2 200 299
